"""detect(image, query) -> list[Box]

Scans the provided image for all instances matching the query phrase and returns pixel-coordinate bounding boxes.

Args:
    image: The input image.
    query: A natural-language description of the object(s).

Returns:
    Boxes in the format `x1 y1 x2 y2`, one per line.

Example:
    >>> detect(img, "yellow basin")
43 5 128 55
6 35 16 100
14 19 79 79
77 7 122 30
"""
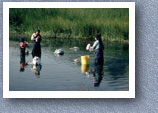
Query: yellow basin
81 55 90 64
81 64 90 72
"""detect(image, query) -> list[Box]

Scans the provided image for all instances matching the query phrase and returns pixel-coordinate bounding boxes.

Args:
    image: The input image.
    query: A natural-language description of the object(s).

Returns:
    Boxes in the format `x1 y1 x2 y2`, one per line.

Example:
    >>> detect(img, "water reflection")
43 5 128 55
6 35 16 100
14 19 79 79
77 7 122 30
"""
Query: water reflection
92 65 103 87
31 64 42 78
31 53 42 77
19 55 26 72
105 58 128 80
81 64 104 87
81 64 90 77
19 48 42 77
10 38 129 91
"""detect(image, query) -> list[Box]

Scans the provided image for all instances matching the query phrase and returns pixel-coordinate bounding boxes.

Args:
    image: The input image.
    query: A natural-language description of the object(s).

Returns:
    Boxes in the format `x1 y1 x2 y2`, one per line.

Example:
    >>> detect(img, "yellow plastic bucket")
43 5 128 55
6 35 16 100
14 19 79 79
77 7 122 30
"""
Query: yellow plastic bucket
81 55 90 65
81 64 89 72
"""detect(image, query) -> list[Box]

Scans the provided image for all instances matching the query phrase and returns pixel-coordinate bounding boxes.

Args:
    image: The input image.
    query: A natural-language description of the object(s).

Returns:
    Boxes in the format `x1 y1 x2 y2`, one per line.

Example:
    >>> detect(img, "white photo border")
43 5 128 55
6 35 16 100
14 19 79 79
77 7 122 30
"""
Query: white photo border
3 2 135 98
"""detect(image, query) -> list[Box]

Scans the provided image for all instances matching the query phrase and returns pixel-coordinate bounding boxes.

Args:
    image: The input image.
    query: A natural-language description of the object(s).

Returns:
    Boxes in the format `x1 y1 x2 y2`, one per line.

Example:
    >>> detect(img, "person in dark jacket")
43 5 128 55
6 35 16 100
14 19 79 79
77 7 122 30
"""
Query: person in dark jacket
31 29 42 58
19 38 29 72
90 33 104 66
19 38 29 56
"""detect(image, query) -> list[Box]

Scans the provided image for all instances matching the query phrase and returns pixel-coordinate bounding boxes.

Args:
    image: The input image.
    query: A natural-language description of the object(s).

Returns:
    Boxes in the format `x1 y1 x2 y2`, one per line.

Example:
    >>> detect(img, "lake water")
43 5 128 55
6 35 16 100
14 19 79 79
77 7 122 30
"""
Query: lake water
9 38 129 91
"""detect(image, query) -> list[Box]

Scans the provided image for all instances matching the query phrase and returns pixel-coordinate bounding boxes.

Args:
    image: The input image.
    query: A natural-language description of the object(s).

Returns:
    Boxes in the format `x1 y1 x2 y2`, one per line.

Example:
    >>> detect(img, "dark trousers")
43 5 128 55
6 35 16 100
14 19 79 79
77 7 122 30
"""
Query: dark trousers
20 48 25 56
32 43 41 58
94 49 104 66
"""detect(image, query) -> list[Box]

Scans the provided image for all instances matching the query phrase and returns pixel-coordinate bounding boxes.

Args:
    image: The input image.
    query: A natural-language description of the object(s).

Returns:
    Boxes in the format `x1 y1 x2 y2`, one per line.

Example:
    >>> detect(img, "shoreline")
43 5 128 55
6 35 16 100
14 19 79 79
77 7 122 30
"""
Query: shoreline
9 33 129 44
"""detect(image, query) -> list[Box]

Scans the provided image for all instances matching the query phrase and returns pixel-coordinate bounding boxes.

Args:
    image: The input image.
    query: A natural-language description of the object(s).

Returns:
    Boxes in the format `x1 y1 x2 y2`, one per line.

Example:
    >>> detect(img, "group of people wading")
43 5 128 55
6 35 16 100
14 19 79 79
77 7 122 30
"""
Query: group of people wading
19 29 104 83
30 29 104 66
19 29 42 59
19 29 42 76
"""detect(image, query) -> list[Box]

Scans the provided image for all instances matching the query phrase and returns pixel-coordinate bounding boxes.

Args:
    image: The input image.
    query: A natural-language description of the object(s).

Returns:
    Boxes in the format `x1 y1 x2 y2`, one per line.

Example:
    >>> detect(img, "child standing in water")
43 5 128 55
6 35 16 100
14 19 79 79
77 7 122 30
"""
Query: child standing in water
19 38 29 56
19 38 29 72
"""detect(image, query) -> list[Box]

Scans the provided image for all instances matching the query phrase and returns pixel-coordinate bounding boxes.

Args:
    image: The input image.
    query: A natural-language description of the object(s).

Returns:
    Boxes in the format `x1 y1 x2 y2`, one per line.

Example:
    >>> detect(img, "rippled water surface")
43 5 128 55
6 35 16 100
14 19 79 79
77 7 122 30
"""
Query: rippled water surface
9 39 129 91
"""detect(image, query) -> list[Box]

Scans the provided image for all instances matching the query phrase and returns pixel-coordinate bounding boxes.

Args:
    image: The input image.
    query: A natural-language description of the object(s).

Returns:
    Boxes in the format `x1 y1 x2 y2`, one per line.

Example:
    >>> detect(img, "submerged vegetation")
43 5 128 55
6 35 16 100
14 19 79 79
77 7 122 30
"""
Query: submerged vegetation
9 8 129 42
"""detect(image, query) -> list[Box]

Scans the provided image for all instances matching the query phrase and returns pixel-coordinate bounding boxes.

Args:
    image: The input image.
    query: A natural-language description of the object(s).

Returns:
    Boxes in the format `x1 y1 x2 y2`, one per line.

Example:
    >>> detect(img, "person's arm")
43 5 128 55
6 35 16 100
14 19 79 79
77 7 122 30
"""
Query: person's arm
90 46 93 49
90 41 98 50
31 33 36 41
24 41 28 44
36 36 42 42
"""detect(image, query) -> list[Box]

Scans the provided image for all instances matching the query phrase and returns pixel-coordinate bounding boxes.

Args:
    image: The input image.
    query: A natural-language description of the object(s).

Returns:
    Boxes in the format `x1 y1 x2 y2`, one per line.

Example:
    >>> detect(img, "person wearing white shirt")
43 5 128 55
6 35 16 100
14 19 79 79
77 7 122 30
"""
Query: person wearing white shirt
90 33 104 65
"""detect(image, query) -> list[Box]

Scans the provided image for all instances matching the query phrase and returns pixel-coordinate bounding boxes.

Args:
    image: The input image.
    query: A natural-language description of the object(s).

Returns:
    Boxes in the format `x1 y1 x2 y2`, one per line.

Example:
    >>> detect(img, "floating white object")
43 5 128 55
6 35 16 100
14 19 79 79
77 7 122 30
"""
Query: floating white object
54 48 64 55
86 44 91 50
73 47 79 49
32 64 41 71
74 58 81 63
69 47 79 52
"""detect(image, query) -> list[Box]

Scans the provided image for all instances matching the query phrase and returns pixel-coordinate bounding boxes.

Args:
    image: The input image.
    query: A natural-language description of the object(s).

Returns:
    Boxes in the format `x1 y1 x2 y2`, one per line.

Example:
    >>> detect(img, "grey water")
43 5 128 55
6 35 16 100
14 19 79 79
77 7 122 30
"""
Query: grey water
9 38 129 91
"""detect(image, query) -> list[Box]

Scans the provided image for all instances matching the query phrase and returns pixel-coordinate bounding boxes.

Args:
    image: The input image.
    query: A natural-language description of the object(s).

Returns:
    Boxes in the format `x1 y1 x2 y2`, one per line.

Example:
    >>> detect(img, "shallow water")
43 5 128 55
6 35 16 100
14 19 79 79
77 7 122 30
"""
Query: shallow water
9 39 129 91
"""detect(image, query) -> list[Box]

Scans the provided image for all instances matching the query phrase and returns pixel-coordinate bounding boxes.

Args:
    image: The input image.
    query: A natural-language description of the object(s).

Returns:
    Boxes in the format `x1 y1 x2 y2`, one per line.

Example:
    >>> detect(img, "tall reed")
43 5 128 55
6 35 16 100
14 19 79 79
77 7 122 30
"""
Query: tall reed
9 8 129 41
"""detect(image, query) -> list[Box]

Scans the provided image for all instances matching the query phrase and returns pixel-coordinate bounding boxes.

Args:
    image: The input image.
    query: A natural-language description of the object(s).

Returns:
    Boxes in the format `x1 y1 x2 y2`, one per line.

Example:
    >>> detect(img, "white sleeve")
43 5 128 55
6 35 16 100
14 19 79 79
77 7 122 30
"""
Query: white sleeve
92 40 99 49
31 33 36 40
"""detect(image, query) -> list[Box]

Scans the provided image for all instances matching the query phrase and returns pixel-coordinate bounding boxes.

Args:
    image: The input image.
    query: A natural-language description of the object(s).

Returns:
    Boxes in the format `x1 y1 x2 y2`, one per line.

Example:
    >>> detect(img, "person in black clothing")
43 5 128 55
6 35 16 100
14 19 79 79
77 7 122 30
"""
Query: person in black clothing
19 38 29 56
31 29 42 58
19 38 29 72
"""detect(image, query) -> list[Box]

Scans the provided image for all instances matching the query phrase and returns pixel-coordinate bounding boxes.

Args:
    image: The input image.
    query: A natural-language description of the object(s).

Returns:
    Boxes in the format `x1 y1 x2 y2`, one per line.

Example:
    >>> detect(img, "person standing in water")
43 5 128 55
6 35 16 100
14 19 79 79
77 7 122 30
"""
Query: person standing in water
31 29 42 58
19 38 29 72
90 33 104 66
19 38 29 56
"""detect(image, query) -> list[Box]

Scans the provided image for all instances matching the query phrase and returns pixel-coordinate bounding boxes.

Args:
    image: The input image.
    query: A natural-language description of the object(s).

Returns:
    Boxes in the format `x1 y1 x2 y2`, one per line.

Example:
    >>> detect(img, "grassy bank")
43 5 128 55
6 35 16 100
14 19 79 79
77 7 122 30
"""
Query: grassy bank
9 8 129 41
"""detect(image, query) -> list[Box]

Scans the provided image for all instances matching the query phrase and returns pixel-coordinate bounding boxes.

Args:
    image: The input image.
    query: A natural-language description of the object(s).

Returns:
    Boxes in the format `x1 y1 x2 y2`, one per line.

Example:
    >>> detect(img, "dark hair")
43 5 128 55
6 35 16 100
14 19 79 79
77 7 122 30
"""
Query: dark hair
95 33 104 50
19 38 24 42
35 29 40 33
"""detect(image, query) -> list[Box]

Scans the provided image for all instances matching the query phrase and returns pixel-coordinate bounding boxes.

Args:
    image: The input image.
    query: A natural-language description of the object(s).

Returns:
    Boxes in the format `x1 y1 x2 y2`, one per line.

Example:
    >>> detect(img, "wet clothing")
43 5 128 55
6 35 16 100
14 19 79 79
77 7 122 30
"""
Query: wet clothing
31 33 42 58
92 40 104 65
20 53 26 72
94 49 104 66
20 42 26 56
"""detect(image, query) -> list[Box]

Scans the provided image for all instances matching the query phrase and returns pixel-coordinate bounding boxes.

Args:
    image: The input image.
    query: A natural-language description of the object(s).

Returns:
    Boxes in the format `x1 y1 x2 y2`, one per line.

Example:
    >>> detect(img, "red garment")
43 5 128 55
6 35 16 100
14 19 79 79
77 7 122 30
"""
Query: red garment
20 42 25 48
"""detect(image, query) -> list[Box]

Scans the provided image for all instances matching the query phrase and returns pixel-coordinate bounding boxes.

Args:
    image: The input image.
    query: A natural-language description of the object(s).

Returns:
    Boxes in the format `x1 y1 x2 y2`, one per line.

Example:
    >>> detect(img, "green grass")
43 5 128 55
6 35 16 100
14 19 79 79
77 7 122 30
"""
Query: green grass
9 8 129 41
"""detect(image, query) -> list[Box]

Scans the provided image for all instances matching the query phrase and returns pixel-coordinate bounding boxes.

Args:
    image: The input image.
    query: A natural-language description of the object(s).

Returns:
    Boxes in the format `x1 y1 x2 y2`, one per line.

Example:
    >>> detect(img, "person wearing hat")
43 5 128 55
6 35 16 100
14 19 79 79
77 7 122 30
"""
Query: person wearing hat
90 33 104 66
31 29 42 58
